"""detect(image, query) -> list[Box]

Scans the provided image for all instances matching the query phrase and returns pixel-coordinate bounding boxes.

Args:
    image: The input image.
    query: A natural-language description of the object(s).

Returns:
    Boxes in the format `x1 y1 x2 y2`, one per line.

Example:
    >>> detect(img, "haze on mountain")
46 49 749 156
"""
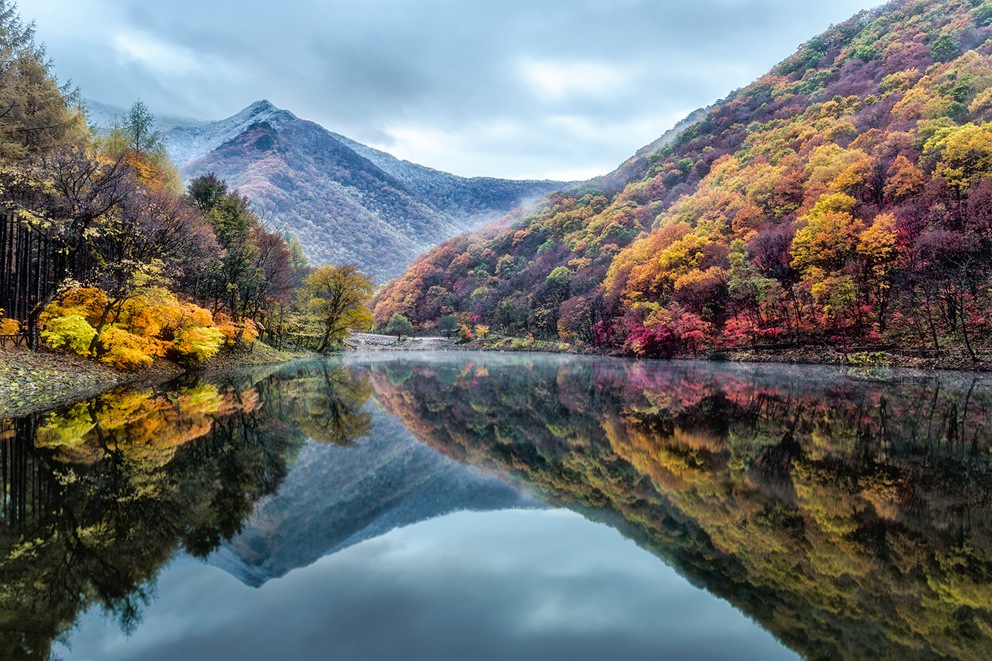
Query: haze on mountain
96 99 567 283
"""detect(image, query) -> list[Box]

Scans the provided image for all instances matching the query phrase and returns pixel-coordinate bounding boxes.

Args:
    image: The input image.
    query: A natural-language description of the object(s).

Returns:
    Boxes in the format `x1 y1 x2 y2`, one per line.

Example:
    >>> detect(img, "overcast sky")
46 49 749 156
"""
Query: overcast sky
27 0 881 180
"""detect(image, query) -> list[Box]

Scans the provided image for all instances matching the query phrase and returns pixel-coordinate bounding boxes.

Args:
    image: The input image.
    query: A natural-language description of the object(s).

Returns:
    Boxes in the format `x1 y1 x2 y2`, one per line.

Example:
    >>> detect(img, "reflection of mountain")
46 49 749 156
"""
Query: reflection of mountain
364 354 992 661
211 405 541 587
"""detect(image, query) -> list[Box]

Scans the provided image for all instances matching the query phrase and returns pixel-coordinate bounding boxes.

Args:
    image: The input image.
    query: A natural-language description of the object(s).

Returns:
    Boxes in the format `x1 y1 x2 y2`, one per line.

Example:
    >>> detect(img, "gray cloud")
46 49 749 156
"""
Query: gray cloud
58 510 798 661
30 0 882 178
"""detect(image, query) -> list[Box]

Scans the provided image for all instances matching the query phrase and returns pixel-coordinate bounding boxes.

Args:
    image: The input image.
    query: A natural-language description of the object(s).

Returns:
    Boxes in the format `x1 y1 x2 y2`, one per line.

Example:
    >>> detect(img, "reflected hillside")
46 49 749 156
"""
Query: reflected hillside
211 404 541 587
365 355 992 661
209 360 538 587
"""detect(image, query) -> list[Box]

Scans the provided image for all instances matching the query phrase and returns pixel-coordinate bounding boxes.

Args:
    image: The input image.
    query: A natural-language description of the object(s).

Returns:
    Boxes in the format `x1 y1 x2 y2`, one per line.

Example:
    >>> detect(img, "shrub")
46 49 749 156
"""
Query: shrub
41 315 97 355
97 326 154 371
173 326 224 365
39 288 108 328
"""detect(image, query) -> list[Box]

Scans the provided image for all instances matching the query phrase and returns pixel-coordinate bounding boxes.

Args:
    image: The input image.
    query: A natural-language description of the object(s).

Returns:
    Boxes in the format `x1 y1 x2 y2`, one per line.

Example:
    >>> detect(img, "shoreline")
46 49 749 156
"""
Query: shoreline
352 333 992 373
3 339 989 419
718 345 991 372
0 348 179 419
0 343 308 419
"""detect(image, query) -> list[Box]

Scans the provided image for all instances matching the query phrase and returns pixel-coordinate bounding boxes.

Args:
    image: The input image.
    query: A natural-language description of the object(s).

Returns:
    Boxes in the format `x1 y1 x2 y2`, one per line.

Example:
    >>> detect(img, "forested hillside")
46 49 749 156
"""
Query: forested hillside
174 103 457 283
0 0 375 370
375 0 992 362
161 100 566 282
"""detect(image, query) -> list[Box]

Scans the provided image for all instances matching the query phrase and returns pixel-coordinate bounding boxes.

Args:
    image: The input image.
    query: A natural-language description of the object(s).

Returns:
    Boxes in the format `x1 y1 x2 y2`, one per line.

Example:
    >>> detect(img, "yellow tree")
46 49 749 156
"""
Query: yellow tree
856 212 902 330
933 123 992 194
300 265 373 352
791 194 864 275
0 0 86 161
884 155 924 203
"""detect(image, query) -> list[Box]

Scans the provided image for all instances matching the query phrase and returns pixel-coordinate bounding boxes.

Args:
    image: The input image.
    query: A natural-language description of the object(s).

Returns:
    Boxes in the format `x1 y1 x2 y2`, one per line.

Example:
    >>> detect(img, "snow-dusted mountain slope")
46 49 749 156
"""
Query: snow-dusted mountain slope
89 99 567 281
162 99 296 167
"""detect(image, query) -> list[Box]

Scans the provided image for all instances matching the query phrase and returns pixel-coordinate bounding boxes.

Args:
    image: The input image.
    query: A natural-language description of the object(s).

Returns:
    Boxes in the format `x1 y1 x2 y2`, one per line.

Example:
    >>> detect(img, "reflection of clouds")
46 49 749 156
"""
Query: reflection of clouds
60 510 795 661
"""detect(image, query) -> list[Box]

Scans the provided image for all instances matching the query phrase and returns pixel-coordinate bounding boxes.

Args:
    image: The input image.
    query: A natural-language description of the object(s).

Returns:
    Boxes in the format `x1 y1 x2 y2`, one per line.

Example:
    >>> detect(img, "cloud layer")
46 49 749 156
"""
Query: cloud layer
31 0 881 179
59 510 798 660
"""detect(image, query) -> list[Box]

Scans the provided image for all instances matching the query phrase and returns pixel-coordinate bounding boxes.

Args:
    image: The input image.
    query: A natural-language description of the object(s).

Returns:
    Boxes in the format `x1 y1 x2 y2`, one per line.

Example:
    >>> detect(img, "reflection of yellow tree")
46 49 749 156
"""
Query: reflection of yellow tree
0 377 294 659
259 361 373 446
34 383 258 466
298 369 372 445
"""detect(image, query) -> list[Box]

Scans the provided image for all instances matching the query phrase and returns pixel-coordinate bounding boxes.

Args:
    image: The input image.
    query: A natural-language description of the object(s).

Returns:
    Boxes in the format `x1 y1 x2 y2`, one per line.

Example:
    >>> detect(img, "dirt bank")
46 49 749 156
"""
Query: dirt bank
0 348 182 418
0 342 304 419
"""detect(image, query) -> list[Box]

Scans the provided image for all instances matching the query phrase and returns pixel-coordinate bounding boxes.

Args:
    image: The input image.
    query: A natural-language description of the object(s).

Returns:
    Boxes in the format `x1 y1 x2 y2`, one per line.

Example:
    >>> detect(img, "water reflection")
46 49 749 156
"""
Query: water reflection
0 361 374 661
63 510 794 661
5 353 992 660
361 355 992 661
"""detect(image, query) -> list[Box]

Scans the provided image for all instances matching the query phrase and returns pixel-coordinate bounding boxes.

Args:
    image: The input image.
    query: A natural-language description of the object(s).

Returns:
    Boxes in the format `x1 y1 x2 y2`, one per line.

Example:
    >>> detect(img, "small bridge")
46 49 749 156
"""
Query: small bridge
347 333 458 351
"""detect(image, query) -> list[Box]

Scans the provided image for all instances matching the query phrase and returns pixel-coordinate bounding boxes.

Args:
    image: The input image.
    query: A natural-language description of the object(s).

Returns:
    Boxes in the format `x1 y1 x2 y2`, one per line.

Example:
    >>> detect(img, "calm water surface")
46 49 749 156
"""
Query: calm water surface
3 351 992 660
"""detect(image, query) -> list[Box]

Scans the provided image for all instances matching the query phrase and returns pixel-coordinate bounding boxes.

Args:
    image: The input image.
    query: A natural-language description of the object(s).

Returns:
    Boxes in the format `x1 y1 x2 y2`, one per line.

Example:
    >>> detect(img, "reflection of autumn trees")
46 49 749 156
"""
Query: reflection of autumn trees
0 360 372 660
367 356 992 660
258 361 373 446
0 386 289 660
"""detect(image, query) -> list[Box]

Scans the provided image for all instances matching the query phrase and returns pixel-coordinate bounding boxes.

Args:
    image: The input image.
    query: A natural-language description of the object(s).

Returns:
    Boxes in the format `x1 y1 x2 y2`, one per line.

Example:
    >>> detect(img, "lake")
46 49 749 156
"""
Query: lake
3 351 992 660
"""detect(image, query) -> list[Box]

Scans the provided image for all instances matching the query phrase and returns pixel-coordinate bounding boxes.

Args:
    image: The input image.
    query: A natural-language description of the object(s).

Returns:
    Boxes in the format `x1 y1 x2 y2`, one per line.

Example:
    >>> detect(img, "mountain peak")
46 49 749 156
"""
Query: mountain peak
231 99 296 126
162 102 566 282
248 99 275 111
164 100 298 167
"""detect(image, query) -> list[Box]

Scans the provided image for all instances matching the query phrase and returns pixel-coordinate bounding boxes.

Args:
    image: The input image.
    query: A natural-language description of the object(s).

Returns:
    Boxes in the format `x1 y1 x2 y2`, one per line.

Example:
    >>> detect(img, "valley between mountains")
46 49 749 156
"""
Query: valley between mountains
8 0 992 386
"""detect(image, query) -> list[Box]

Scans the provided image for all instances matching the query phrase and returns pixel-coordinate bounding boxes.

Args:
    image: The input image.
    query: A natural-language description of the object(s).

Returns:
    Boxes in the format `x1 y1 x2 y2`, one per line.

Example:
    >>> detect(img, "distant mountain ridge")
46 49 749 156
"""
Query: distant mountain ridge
86 99 567 282
330 130 574 229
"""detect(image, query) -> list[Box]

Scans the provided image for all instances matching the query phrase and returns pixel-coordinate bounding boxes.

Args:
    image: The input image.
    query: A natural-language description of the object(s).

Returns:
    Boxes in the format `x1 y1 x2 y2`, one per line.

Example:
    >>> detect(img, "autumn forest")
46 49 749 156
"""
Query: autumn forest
8 0 992 369
9 0 992 657
375 0 992 364
0 0 374 371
